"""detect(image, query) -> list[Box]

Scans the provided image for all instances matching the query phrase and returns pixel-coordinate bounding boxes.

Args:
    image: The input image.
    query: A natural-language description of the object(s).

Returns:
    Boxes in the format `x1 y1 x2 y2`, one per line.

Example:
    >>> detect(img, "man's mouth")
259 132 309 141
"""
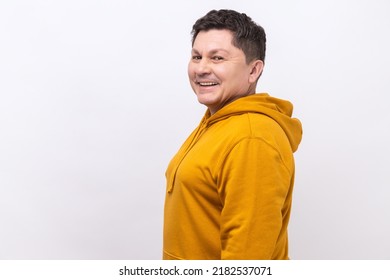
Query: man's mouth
197 82 219 86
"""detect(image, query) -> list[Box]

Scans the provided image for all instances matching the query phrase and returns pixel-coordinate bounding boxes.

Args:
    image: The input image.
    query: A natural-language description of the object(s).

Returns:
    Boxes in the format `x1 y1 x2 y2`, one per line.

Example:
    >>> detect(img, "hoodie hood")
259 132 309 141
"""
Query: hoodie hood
204 93 302 152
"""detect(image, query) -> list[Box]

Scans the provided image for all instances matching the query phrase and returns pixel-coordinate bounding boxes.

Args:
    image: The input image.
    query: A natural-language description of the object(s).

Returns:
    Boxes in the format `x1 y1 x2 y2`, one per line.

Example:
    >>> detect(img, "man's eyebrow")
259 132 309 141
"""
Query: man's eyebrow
191 48 229 54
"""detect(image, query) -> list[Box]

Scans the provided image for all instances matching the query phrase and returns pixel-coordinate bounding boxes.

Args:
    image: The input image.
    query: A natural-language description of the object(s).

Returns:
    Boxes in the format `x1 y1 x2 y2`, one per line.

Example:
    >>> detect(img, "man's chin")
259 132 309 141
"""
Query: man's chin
196 95 213 106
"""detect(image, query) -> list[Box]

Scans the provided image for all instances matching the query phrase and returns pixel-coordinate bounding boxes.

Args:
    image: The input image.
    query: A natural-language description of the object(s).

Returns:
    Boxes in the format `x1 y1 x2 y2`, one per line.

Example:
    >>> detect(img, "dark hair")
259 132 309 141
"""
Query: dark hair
191 9 266 64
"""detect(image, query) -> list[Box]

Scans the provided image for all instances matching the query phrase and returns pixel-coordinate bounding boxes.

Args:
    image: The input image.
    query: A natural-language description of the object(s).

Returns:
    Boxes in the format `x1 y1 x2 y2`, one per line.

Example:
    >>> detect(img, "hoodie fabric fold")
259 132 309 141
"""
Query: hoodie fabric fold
164 93 302 260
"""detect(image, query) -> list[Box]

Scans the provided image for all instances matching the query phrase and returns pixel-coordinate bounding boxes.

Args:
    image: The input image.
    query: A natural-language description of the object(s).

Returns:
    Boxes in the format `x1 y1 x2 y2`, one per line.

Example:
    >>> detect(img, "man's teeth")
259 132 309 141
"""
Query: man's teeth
199 82 217 86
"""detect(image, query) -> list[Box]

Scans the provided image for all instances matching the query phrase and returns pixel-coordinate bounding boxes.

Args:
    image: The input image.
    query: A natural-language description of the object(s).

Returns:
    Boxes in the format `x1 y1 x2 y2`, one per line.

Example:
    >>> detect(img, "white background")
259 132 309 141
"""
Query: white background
1 0 389 259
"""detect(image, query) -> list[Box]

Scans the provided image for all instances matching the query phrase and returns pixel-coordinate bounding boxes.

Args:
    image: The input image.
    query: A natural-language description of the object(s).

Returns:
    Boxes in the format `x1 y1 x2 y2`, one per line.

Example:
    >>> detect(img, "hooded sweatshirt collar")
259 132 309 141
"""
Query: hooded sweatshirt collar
203 93 302 152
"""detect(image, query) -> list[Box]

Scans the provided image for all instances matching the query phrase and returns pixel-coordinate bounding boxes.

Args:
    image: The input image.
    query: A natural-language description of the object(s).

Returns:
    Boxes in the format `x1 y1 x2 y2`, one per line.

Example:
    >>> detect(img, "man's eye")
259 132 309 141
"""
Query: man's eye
192 56 202 60
213 56 224 61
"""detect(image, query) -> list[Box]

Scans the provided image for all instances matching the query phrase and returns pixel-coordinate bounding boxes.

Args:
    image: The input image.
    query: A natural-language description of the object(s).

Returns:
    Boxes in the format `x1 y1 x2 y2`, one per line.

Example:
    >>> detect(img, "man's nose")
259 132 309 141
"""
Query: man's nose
195 58 211 74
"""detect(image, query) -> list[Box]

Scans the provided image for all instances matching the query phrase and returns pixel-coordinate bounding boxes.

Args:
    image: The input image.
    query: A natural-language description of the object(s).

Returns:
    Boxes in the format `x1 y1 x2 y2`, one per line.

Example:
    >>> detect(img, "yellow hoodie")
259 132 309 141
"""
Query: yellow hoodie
163 93 302 260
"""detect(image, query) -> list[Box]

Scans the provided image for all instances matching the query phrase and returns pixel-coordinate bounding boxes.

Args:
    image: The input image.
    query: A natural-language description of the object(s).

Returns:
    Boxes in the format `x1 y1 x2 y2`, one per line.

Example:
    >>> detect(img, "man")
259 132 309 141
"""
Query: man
163 9 302 260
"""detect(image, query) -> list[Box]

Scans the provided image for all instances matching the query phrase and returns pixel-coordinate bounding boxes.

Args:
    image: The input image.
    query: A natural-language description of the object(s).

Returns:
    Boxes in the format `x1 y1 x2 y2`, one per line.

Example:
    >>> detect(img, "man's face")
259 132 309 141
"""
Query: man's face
188 29 258 114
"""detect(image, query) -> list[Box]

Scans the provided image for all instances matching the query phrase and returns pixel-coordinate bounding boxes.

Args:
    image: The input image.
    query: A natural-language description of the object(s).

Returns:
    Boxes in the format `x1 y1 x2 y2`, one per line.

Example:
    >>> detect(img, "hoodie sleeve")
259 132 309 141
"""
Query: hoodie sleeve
218 137 293 260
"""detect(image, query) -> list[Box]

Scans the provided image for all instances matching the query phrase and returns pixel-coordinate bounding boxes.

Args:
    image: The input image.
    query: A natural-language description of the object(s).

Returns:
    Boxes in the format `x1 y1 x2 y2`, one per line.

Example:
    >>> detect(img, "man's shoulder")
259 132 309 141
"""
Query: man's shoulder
216 112 282 137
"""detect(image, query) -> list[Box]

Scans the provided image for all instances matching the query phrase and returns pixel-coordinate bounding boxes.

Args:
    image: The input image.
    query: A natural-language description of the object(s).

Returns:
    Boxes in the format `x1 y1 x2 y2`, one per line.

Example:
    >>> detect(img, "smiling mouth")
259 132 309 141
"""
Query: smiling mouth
197 82 219 86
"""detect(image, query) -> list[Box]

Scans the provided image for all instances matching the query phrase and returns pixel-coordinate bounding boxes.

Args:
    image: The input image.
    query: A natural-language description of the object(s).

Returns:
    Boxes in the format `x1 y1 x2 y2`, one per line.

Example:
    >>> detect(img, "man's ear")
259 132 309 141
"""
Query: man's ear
248 60 264 83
